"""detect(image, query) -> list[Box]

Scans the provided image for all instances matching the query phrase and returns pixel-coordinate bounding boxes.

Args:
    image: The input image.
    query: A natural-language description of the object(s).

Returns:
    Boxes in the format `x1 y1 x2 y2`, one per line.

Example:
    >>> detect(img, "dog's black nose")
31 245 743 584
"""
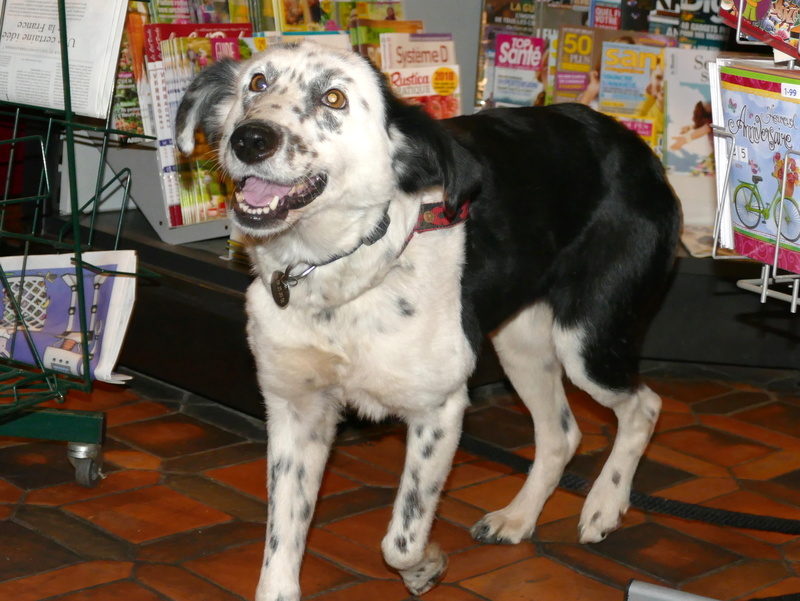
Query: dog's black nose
230 122 281 164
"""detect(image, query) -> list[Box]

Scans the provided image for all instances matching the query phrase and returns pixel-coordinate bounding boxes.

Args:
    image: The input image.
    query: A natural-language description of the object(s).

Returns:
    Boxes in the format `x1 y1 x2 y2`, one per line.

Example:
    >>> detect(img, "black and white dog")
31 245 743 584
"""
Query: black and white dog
176 41 680 601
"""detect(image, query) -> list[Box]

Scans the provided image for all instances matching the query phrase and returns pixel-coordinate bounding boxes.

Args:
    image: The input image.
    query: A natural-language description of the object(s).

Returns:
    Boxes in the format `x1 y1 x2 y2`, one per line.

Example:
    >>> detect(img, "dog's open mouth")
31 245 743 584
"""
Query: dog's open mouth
233 174 327 225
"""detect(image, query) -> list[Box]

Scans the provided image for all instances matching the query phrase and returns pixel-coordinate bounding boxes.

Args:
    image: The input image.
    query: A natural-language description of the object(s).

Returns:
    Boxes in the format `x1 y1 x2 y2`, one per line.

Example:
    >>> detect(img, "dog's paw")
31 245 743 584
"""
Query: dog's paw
470 509 534 545
578 486 628 543
399 543 448 596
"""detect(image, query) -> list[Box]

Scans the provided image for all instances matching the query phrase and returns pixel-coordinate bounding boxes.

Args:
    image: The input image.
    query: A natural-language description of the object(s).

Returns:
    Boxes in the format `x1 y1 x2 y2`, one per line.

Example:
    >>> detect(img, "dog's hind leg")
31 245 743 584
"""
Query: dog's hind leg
381 388 470 595
255 395 339 601
552 323 661 544
471 303 582 544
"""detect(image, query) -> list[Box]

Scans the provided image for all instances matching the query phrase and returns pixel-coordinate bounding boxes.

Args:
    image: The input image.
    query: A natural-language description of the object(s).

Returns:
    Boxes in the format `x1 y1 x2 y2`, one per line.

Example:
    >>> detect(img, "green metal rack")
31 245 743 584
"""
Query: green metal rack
0 0 144 486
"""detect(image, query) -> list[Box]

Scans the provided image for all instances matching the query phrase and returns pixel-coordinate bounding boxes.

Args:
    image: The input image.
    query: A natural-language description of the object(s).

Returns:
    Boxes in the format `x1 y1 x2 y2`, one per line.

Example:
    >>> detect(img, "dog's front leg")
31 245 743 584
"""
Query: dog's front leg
382 387 469 595
255 396 339 601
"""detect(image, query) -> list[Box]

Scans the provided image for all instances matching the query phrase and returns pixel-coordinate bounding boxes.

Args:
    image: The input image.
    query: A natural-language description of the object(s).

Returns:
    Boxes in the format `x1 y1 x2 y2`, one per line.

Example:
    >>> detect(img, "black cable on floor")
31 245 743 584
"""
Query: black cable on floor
459 433 800 536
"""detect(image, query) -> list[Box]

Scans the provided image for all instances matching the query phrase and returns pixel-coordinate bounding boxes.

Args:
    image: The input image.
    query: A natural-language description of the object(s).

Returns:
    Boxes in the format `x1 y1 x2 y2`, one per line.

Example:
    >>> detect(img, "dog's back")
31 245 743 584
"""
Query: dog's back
448 104 680 390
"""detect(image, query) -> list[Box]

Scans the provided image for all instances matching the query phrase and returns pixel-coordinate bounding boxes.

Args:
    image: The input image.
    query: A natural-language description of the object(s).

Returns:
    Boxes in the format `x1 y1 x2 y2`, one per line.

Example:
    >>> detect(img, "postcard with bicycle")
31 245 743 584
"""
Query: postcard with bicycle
719 64 800 274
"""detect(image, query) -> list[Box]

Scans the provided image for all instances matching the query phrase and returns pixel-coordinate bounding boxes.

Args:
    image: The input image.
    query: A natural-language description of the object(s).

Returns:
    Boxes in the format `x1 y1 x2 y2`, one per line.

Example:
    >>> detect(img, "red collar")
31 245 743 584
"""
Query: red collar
412 200 470 237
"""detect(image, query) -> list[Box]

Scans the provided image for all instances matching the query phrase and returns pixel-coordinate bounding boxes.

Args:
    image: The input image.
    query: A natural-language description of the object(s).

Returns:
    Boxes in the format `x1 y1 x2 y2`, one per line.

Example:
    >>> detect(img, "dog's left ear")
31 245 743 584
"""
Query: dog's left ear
376 69 482 214
175 58 240 155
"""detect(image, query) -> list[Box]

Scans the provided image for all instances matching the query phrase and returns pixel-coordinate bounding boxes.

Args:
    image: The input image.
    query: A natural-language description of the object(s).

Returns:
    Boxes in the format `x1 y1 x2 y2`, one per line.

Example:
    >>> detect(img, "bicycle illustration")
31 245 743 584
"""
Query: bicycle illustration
733 175 800 243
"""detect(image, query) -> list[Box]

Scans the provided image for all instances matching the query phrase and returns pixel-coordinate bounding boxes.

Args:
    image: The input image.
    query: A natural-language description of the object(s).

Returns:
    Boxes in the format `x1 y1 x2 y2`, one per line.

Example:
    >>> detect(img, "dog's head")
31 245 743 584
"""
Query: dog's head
175 41 481 243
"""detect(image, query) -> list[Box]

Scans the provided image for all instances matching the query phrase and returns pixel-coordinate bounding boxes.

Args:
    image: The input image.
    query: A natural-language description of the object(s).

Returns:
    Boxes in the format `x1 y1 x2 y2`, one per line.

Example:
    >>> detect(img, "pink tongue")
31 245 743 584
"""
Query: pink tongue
240 178 292 207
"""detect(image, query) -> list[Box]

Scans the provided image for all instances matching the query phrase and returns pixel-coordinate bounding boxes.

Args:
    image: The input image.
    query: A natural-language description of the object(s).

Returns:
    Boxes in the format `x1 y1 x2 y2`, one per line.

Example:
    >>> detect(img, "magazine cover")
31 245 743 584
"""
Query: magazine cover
597 41 666 152
379 33 455 70
476 0 538 109
719 65 800 273
492 33 546 107
384 64 462 119
143 22 252 227
664 47 720 254
538 3 587 106
678 0 729 48
0 251 138 384
664 46 719 176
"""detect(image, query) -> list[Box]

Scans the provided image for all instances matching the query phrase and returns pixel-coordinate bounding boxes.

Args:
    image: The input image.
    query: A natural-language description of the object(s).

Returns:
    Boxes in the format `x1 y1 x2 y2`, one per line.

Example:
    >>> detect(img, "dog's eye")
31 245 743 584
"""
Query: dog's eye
322 89 347 109
249 73 269 93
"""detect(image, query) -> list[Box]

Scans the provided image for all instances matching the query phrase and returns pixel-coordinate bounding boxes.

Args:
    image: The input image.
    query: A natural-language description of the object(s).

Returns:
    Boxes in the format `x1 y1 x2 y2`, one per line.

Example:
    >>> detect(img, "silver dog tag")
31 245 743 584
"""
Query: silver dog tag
270 270 290 307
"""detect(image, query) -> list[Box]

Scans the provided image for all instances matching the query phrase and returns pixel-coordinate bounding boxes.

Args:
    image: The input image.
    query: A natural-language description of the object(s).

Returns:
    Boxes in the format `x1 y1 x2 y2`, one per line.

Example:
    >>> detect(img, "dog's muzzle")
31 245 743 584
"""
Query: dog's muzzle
230 121 281 165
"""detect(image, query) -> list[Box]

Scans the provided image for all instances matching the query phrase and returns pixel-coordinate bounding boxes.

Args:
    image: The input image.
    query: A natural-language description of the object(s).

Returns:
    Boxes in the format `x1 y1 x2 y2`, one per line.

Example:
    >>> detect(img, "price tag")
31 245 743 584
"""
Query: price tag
781 83 800 100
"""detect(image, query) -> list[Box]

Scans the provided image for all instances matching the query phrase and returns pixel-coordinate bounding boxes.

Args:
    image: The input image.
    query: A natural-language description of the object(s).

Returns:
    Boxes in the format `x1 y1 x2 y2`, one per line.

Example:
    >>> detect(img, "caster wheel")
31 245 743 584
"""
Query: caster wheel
74 457 102 488
67 442 104 488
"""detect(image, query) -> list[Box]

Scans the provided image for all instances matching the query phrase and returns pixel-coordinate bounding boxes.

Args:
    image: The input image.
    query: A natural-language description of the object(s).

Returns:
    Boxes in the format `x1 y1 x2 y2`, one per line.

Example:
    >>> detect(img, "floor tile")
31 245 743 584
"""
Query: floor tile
654 425 775 467
25 469 159 506
0 441 84 489
0 561 133 601
13 504 131 560
460 555 621 601
53 581 164 601
135 564 241 601
682 559 793 600
736 401 800 438
0 477 23 503
692 390 772 415
136 521 265 563
64 485 232 543
443 541 538 582
591 522 741 584
463 406 535 450
109 413 245 459
185 541 359 599
0 520 81 580
309 579 410 601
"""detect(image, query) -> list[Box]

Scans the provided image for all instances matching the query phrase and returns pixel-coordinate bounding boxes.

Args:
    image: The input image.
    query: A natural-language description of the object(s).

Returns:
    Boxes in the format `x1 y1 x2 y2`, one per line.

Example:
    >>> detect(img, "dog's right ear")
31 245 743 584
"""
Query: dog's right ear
175 58 240 155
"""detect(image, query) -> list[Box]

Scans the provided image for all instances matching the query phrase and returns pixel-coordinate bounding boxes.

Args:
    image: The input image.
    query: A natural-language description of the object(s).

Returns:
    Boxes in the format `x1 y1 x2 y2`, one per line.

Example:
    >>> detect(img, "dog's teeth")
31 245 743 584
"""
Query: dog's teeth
270 195 279 210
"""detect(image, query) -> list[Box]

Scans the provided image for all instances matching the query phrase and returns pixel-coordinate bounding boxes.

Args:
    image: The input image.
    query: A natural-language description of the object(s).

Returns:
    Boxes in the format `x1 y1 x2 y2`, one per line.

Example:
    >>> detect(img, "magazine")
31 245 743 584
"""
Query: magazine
717 64 800 273
537 3 587 106
678 0 729 49
552 26 676 108
492 32 546 107
589 0 622 29
143 22 253 227
664 47 720 253
164 36 270 225
475 0 538 109
384 64 462 119
352 18 424 68
0 0 128 119
109 2 152 139
379 32 455 70
0 251 138 384
598 42 667 152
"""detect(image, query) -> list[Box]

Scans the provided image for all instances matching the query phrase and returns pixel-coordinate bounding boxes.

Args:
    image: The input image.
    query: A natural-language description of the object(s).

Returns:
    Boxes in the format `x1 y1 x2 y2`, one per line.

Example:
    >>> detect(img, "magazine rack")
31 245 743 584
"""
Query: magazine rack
0 0 139 486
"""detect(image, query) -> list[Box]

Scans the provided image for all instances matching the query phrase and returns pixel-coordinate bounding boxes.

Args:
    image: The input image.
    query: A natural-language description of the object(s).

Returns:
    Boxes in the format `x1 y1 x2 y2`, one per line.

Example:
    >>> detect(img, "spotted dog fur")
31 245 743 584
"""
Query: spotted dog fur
175 41 680 601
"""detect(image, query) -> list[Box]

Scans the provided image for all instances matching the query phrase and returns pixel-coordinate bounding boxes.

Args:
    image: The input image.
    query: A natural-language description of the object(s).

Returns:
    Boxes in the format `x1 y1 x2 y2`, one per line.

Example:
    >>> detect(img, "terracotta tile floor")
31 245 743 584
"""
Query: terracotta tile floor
1 360 799 601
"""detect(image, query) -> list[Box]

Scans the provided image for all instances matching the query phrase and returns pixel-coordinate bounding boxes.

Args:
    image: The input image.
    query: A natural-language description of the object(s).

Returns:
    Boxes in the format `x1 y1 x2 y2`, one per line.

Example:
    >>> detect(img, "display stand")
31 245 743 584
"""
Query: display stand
710 28 800 314
0 0 138 486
